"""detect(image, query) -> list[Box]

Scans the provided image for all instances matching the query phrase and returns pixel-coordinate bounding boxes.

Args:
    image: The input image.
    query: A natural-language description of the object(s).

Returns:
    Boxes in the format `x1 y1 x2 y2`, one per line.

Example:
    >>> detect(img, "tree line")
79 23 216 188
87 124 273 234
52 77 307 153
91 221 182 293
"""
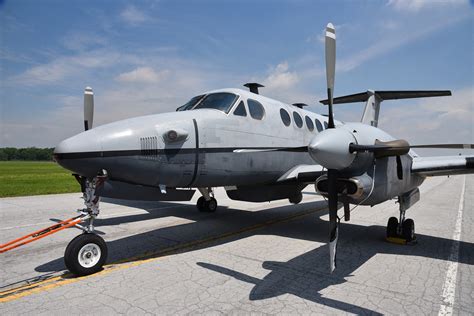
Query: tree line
0 147 55 161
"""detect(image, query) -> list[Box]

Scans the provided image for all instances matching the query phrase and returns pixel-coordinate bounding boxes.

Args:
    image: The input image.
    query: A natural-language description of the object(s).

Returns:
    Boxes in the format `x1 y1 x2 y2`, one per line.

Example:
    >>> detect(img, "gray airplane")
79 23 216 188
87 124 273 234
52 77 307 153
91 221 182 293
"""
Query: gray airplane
53 23 473 276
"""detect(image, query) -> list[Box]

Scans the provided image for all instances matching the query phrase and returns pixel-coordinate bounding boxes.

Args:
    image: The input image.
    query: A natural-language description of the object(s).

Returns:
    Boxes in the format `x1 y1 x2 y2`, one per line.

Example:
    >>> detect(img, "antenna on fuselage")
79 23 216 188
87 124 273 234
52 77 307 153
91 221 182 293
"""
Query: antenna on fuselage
243 83 264 94
292 103 309 109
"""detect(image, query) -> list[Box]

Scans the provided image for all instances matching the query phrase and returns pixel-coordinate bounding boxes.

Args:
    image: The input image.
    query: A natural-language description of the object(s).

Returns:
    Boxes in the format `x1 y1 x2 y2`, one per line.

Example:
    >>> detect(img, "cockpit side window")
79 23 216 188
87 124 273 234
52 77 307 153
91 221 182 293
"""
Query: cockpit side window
193 92 238 113
176 94 205 111
248 99 265 120
233 101 247 117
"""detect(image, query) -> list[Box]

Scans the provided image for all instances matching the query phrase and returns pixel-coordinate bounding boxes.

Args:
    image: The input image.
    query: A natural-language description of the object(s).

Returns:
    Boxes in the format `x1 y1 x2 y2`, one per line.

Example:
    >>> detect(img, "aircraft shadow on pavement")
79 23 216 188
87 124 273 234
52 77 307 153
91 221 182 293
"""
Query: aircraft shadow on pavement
35 199 473 314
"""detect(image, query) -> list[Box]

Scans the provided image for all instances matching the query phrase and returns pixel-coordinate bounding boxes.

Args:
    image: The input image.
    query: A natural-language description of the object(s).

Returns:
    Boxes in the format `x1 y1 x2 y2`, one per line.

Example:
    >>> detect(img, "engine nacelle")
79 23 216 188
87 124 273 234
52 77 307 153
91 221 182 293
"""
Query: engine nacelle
315 173 373 203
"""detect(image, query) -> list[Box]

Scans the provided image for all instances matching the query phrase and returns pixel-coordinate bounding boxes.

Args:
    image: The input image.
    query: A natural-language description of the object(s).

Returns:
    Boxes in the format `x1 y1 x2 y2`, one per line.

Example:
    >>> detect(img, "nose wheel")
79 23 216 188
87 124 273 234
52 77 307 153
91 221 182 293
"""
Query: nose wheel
65 233 108 276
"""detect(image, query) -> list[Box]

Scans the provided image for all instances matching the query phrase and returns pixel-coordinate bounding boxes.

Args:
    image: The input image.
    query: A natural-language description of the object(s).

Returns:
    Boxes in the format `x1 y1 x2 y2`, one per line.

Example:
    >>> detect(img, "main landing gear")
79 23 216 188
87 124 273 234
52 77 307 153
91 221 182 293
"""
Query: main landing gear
386 189 419 244
65 176 108 276
197 187 218 212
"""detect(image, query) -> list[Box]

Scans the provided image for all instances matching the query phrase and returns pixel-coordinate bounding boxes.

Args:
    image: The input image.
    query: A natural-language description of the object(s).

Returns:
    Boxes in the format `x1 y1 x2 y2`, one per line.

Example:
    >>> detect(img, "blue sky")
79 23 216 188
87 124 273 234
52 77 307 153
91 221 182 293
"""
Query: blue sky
0 0 473 155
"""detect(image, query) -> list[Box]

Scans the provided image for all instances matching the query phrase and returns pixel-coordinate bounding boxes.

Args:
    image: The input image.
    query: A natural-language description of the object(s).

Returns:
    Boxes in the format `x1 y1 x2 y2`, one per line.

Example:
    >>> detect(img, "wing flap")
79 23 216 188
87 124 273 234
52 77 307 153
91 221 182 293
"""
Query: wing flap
412 156 474 177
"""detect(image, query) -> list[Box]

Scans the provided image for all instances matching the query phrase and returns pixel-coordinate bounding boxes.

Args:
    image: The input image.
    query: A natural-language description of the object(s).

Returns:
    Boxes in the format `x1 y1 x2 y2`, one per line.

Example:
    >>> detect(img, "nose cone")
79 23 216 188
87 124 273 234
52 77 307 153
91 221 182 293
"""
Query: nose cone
308 128 356 170
54 129 103 176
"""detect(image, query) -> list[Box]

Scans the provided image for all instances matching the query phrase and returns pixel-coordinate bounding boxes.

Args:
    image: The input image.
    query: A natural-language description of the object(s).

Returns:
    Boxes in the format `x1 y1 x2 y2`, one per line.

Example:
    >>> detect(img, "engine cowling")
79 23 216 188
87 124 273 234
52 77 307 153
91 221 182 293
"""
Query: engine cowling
315 173 373 204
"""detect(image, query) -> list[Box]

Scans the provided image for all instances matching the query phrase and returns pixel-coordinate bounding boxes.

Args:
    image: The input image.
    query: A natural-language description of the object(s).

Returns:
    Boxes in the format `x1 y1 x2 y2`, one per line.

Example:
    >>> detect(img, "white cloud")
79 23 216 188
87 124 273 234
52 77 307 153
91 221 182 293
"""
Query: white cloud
387 0 469 12
338 13 470 72
1 55 225 147
120 5 150 25
62 33 107 51
10 51 124 85
263 62 299 90
116 67 169 83
378 86 474 155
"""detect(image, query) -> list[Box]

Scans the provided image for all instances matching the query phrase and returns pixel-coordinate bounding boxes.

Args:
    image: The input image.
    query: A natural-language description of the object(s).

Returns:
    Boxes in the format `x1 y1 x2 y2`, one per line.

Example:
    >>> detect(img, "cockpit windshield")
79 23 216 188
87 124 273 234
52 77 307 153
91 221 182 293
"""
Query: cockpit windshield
176 95 205 111
176 92 239 113
193 93 238 113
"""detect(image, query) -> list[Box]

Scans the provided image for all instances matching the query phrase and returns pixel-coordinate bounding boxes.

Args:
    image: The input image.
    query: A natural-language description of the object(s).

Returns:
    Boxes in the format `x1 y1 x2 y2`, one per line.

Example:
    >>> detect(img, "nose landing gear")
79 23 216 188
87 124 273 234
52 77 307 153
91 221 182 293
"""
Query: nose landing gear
197 187 218 212
65 175 108 276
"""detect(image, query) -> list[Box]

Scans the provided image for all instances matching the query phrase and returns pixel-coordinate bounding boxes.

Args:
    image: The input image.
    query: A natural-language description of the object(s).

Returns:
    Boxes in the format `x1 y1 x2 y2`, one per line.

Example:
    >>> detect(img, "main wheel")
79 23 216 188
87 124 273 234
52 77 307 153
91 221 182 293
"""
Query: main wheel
402 218 415 241
197 196 206 212
387 217 398 238
65 233 108 276
204 197 218 212
289 192 303 204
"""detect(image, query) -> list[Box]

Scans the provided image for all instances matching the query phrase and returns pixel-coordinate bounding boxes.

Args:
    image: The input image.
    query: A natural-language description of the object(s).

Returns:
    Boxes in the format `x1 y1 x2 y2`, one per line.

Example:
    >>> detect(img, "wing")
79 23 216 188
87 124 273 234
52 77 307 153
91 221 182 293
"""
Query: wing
277 164 325 183
412 155 474 177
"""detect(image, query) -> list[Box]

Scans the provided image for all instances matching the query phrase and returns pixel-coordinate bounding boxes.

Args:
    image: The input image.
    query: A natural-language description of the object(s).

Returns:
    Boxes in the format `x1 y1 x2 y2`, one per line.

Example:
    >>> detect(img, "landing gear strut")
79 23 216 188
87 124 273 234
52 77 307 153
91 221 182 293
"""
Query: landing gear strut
65 176 108 276
386 189 419 243
197 187 218 212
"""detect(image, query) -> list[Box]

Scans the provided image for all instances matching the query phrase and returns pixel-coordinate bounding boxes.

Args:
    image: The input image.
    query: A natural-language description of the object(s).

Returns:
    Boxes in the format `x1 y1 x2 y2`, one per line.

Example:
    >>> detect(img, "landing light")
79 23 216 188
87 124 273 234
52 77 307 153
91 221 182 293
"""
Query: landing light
167 130 178 141
163 128 189 143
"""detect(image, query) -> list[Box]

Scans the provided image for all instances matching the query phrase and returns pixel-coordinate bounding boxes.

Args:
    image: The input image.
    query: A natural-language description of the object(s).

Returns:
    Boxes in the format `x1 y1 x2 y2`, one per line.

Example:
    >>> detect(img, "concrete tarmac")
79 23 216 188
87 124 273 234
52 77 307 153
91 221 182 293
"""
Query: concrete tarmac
0 175 473 315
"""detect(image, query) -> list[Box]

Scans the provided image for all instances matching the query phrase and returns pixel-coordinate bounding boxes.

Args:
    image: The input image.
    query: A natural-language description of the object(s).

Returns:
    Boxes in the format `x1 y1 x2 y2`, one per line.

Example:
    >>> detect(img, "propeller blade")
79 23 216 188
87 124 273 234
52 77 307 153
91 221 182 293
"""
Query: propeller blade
325 23 336 129
350 141 473 158
349 139 410 158
410 143 474 149
84 86 94 131
233 146 308 153
327 169 339 273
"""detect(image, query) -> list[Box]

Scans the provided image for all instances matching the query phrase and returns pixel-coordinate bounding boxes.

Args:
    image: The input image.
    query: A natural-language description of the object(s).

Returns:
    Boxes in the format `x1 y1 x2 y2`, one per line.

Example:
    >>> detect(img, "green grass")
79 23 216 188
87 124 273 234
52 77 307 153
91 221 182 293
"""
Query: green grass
0 161 80 197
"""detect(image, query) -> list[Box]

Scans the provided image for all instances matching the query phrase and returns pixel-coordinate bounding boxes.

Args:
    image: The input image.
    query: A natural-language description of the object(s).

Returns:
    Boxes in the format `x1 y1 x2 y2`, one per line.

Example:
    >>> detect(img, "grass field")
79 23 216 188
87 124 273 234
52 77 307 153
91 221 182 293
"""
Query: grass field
0 161 80 197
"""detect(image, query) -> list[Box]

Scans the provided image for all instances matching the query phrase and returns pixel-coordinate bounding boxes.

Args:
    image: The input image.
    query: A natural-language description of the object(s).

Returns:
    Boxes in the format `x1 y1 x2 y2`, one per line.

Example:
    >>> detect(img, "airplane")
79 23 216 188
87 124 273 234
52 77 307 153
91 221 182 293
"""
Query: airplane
51 23 474 277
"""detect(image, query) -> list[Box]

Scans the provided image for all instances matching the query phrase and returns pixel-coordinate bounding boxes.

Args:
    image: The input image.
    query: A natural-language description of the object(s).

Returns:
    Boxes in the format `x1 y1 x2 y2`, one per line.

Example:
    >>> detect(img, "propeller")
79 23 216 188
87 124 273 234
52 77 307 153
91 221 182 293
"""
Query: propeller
84 86 94 131
324 23 339 273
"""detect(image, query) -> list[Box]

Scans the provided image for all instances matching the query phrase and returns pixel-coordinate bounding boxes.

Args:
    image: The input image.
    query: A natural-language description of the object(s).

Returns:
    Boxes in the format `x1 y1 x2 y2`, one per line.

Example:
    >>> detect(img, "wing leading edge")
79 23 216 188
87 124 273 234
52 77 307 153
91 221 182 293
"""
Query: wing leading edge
277 164 325 183
412 155 474 177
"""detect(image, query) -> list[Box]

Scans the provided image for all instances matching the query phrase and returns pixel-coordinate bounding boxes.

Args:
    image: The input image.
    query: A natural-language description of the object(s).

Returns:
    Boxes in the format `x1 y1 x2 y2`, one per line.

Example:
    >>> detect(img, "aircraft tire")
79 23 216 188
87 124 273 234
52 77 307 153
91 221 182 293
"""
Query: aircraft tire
64 233 108 276
197 196 206 212
386 217 398 238
205 197 218 212
289 193 303 204
402 218 415 241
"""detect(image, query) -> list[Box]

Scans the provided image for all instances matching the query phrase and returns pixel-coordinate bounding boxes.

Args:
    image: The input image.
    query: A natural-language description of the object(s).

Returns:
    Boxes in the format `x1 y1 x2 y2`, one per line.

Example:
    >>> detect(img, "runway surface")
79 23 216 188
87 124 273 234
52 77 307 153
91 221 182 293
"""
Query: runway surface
1 175 473 315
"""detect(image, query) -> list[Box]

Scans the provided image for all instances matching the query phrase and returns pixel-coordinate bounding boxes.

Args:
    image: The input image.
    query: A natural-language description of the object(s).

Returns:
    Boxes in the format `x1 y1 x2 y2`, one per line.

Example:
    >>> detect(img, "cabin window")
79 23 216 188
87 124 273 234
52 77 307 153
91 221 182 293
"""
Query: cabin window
193 92 238 113
176 94 205 111
324 121 328 129
315 119 323 132
233 101 247 117
248 99 265 120
280 108 291 126
305 116 314 131
293 112 303 128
